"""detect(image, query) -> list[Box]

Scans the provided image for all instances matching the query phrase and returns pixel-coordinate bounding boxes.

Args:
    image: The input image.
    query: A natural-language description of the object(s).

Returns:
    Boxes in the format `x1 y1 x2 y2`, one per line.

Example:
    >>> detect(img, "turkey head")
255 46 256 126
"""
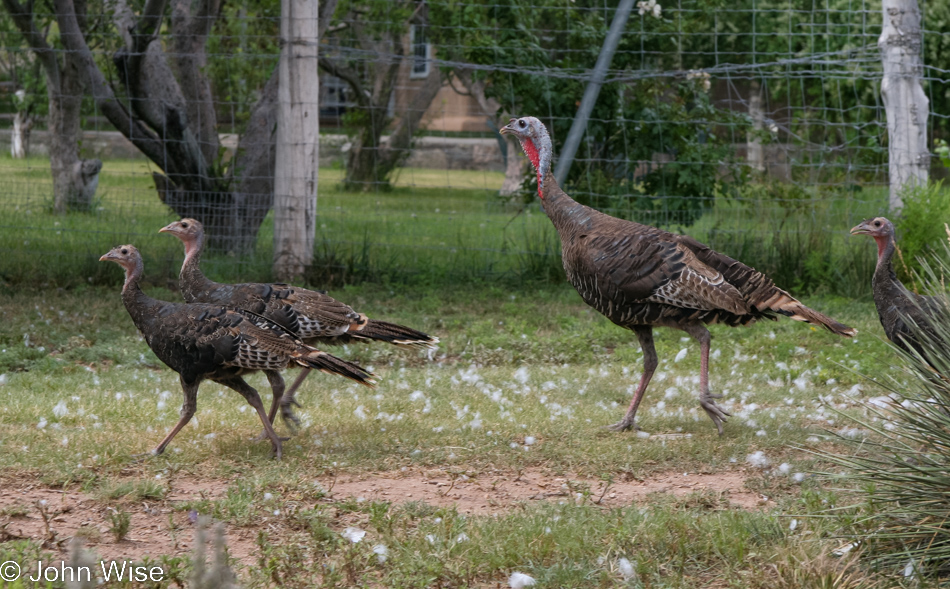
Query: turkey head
500 116 553 195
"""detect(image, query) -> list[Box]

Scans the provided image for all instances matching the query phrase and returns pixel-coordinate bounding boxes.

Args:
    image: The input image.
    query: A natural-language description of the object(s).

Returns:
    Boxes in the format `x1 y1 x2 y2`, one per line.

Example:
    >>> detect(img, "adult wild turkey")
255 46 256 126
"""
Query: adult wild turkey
100 245 377 458
851 217 942 365
159 219 437 427
500 116 856 434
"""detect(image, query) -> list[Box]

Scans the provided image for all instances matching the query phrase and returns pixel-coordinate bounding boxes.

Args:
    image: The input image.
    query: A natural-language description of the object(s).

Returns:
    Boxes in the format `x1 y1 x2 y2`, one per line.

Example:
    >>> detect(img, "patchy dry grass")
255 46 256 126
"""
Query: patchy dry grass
0 283 922 587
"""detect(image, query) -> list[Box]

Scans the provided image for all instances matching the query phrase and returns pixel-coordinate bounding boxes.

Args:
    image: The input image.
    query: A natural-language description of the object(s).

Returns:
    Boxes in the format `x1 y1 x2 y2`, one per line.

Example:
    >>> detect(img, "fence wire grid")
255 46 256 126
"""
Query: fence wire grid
0 0 945 293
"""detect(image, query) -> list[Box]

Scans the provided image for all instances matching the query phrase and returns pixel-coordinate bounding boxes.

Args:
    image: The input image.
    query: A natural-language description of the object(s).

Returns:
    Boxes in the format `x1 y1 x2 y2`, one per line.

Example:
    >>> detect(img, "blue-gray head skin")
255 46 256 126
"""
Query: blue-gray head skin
500 116 554 198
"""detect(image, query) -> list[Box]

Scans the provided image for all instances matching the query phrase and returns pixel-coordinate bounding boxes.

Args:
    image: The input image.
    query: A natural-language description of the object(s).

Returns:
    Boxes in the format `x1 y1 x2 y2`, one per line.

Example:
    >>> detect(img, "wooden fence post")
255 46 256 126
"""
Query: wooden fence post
273 0 318 281
879 0 929 211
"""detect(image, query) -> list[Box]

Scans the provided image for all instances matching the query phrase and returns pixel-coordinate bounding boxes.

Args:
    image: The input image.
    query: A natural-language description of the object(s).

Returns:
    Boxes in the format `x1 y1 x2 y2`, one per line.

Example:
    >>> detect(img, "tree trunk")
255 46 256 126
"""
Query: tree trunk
2 0 101 212
499 137 526 197
339 57 399 191
272 0 318 281
49 58 103 213
374 64 442 181
453 69 524 197
170 0 220 165
11 110 33 158
879 0 929 211
746 79 765 173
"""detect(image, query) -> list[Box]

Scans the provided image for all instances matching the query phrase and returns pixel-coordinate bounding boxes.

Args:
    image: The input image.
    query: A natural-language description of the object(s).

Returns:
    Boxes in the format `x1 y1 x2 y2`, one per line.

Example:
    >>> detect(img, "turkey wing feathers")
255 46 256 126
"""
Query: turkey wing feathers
580 221 748 314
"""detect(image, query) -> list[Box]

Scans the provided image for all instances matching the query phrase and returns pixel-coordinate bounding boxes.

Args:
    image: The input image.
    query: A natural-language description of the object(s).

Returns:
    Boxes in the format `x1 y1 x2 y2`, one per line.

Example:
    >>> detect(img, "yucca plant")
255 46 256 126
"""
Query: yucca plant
819 249 950 579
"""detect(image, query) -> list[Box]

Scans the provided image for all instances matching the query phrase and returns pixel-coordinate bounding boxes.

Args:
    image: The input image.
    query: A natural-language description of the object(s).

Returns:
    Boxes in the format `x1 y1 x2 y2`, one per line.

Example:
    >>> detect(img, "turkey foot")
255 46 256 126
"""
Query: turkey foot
605 417 643 433
699 393 730 435
279 397 302 432
254 397 301 440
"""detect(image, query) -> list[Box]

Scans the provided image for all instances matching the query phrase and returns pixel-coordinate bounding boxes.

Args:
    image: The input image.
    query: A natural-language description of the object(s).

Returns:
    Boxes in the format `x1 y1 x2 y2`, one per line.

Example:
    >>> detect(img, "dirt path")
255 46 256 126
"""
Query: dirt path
0 467 766 567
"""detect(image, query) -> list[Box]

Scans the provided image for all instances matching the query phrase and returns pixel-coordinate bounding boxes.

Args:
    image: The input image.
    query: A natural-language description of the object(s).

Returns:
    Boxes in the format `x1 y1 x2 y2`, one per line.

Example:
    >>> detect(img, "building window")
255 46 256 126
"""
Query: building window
410 24 430 79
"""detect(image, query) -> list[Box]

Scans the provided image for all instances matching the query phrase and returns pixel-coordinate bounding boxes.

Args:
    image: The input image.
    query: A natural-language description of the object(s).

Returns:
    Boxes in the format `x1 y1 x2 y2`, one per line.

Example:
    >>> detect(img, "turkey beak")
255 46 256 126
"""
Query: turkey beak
499 119 516 136
158 222 178 235
99 251 117 262
850 222 870 236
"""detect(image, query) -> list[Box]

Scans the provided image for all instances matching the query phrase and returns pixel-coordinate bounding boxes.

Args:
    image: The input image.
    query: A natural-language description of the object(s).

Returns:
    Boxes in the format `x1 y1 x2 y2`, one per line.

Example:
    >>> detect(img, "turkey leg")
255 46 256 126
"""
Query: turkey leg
607 326 657 432
278 368 309 428
255 370 294 441
216 376 284 459
683 323 730 434
150 379 199 457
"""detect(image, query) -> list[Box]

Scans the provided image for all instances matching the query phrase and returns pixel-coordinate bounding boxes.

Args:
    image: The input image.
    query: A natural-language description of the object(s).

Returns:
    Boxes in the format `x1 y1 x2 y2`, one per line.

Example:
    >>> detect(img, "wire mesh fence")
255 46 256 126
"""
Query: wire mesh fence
0 0 945 294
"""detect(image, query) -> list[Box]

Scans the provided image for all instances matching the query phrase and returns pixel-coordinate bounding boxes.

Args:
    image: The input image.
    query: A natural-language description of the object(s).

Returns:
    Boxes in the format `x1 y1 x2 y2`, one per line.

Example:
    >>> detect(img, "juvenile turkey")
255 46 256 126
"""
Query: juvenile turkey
100 245 377 459
501 116 856 434
160 219 437 429
851 217 942 366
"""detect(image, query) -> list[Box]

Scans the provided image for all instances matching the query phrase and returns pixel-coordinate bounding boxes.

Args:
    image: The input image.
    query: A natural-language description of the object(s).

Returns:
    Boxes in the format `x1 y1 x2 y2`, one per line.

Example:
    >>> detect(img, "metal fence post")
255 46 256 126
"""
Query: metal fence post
554 0 636 187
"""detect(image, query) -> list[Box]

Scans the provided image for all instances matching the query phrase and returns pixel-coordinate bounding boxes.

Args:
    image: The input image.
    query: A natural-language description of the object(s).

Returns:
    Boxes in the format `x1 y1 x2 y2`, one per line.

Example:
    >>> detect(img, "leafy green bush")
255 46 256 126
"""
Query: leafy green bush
893 182 950 283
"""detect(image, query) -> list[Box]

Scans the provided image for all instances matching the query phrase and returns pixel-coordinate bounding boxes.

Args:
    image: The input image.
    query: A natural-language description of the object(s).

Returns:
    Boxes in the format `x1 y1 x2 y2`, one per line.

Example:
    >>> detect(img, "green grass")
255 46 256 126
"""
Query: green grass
0 154 895 297
0 282 929 586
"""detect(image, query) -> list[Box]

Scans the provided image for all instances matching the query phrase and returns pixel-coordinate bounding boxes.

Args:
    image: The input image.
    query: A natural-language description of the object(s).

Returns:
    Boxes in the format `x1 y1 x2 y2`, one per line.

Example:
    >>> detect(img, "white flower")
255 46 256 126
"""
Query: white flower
509 572 536 588
674 348 688 362
637 0 662 18
342 527 366 543
354 405 367 420
524 436 536 446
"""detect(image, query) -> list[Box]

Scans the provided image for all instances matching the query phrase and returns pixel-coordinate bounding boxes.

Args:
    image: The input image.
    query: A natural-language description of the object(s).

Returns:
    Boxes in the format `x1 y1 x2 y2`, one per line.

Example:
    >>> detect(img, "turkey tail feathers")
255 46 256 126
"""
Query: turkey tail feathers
764 292 856 337
350 318 439 349
295 351 378 387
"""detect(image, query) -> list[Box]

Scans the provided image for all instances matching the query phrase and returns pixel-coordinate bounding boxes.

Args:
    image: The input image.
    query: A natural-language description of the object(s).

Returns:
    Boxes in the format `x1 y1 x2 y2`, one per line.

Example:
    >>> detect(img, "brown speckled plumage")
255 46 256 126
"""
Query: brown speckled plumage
501 116 855 435
100 245 376 459
160 219 437 428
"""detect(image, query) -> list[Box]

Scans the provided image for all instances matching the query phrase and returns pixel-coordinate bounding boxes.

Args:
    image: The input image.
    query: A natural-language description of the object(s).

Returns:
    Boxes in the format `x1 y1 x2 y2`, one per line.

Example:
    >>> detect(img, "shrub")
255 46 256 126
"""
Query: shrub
893 181 950 283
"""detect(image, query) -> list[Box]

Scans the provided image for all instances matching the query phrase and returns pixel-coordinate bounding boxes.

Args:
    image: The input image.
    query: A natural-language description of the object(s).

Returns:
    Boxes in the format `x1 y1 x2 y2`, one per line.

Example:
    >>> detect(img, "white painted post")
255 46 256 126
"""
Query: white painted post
879 0 929 211
273 0 319 281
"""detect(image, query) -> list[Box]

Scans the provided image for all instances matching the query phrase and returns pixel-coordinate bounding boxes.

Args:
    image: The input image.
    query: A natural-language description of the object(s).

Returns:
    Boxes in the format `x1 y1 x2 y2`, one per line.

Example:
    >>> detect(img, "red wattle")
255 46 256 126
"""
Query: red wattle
521 139 544 199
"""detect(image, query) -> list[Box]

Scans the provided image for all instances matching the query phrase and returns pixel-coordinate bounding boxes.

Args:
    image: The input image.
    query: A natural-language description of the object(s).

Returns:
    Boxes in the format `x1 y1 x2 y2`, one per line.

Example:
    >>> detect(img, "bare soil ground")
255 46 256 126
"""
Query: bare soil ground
0 467 766 567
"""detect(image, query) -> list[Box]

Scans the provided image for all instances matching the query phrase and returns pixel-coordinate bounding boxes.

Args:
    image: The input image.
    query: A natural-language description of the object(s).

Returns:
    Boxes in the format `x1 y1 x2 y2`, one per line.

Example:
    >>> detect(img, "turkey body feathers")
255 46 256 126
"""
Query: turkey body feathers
549 192 855 336
501 115 855 435
101 245 376 459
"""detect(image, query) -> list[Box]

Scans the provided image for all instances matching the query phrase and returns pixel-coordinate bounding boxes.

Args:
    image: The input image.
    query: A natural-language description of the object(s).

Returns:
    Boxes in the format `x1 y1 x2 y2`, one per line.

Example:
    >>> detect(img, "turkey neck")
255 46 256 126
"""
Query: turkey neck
180 232 220 301
121 257 167 333
538 172 599 237
872 234 911 302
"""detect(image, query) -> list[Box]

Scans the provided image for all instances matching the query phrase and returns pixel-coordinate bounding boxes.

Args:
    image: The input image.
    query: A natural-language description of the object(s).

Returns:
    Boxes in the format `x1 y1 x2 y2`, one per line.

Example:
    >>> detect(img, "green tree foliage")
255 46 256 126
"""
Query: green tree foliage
206 0 279 131
429 0 747 227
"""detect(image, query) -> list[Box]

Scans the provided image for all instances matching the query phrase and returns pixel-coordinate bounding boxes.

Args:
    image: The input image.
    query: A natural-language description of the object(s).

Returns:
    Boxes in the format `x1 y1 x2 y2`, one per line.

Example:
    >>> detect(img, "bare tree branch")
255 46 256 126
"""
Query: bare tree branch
1 0 61 91
53 0 165 164
318 55 369 107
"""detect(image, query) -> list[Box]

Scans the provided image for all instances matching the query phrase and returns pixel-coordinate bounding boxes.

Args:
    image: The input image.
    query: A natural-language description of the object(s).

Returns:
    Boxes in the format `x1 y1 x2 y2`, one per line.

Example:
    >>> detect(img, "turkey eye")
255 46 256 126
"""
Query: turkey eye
519 120 526 128
874 221 881 227
182 222 189 228
121 248 128 254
